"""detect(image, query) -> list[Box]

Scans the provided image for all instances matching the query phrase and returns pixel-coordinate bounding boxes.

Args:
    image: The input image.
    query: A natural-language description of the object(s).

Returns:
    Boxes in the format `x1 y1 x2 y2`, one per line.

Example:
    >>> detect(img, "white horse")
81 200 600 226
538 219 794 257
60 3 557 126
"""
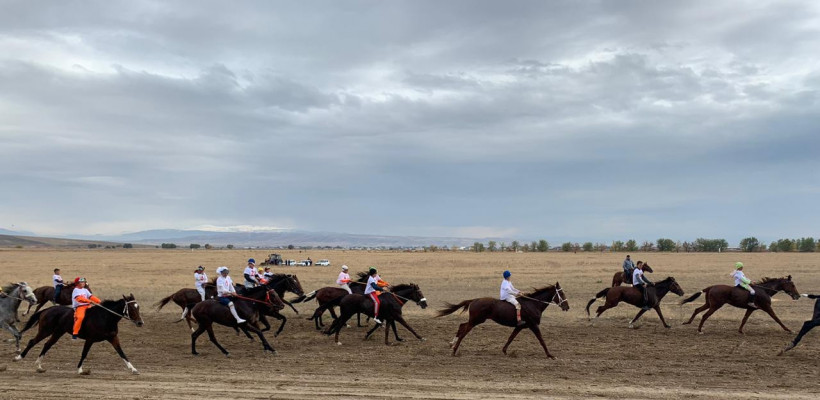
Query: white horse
1 282 37 352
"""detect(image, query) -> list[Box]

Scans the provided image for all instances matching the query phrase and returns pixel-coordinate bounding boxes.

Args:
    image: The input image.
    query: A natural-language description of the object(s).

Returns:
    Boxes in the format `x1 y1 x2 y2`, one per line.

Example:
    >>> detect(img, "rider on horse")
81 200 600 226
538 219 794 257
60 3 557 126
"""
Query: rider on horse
337 265 352 294
632 263 653 310
262 266 274 283
71 277 101 339
194 266 208 301
52 268 65 303
623 255 634 284
216 266 246 324
733 262 756 308
244 258 260 289
365 267 389 324
501 270 526 327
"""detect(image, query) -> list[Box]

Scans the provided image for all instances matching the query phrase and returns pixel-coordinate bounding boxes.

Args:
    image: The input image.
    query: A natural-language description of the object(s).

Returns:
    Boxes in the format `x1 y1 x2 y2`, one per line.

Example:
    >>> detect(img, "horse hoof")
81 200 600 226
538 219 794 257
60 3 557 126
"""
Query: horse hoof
698 331 704 335
13 355 22 362
548 356 557 360
664 325 671 329
419 337 426 342
192 352 199 356
78 368 90 375
336 342 342 346
131 369 140 375
36 367 46 373
224 352 230 358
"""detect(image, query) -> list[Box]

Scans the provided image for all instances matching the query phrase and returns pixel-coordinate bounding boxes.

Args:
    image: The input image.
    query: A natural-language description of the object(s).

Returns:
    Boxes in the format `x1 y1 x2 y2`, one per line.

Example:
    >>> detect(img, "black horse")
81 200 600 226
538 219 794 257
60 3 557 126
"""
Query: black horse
295 271 370 330
254 274 304 336
191 286 284 356
779 294 820 355
15 294 144 375
324 284 428 346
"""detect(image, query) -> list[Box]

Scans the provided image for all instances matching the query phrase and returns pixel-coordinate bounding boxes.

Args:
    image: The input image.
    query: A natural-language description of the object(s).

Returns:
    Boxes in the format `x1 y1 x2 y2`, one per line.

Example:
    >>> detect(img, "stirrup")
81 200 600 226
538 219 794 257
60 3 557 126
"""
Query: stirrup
516 320 526 327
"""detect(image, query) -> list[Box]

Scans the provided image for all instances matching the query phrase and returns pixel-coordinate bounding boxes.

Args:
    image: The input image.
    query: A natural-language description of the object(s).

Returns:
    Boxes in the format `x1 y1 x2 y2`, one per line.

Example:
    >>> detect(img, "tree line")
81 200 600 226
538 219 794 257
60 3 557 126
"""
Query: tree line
462 237 820 253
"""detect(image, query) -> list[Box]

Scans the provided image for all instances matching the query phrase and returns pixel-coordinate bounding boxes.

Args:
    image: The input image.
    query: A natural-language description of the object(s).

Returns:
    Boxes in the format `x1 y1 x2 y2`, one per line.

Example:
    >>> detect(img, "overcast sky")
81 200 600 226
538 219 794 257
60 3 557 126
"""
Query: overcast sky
1 1 819 244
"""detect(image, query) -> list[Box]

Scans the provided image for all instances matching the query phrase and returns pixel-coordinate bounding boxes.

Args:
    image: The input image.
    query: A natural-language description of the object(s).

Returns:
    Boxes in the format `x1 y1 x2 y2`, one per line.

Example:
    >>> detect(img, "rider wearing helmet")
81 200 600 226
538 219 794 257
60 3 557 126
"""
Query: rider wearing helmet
216 266 246 324
243 258 259 289
732 262 756 308
256 267 268 285
71 277 101 339
262 266 274 281
337 265 352 294
194 266 208 301
500 270 525 327
364 267 390 324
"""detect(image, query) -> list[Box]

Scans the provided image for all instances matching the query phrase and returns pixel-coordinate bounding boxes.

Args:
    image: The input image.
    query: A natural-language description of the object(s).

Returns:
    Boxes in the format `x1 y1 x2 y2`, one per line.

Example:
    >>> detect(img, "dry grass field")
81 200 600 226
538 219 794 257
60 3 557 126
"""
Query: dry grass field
0 248 819 399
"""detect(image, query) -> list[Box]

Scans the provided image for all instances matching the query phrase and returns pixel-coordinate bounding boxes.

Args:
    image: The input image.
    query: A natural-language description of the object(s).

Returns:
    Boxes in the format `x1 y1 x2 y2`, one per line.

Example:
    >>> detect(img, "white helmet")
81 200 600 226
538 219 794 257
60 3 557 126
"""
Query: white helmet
216 266 229 274
341 265 348 270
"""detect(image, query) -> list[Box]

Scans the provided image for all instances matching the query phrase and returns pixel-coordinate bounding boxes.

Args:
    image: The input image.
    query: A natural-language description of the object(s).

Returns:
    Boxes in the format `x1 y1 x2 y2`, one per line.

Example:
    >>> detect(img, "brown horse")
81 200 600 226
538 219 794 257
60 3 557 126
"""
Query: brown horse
611 263 653 287
23 282 89 318
15 294 144 375
437 283 569 359
293 271 368 329
586 277 684 328
681 276 800 334
190 286 284 356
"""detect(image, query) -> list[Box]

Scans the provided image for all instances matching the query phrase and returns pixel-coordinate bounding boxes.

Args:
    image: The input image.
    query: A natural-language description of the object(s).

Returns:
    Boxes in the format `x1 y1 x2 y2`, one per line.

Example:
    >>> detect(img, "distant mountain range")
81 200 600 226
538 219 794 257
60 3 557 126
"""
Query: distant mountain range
0 228 507 248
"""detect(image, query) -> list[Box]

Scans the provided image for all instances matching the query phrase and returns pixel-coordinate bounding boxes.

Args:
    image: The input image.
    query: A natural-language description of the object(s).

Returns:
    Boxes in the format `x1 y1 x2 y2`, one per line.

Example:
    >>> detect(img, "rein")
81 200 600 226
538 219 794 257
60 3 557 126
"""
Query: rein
92 300 138 322
234 291 277 306
520 286 566 306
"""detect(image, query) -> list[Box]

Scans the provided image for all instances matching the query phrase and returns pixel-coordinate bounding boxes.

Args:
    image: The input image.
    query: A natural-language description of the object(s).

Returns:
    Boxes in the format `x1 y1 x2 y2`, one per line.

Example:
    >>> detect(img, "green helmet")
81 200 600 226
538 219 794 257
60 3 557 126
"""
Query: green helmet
369 267 378 274
735 262 744 269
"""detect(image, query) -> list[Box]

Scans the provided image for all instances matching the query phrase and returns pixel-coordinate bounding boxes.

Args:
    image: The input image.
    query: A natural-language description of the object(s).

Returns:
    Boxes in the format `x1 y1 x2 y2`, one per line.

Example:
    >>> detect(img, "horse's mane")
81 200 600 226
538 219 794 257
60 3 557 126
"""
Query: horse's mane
658 276 675 284
2 283 20 293
356 272 369 282
100 299 123 308
757 276 790 284
244 285 269 295
391 283 417 292
523 285 556 298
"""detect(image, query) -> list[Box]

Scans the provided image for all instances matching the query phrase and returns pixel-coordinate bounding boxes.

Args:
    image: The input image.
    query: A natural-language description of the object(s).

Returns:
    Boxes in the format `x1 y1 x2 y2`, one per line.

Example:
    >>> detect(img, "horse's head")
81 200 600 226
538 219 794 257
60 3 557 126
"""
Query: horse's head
667 277 684 296
123 294 144 327
266 289 285 311
285 274 304 296
18 282 37 304
553 282 570 311
643 263 654 274
780 275 800 300
757 276 801 300
394 283 427 309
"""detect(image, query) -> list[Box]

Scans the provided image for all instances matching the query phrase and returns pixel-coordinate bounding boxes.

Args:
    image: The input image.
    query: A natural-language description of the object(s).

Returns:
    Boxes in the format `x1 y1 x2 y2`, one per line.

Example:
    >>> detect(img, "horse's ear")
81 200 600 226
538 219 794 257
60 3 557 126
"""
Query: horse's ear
788 275 792 281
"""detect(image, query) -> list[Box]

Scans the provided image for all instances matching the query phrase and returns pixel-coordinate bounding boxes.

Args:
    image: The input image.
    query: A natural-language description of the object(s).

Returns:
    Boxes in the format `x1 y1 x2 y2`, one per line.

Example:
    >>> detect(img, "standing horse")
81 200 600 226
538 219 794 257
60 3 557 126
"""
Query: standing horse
1 282 37 351
15 294 144 375
612 263 653 287
586 277 684 328
23 281 88 318
294 271 368 330
779 294 820 355
437 283 569 359
323 284 428 346
190 286 284 356
681 276 800 334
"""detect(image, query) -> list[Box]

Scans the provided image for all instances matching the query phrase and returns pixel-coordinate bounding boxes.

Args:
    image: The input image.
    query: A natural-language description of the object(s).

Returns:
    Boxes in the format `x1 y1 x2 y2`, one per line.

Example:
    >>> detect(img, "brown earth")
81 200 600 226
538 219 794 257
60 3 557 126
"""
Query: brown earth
0 249 818 399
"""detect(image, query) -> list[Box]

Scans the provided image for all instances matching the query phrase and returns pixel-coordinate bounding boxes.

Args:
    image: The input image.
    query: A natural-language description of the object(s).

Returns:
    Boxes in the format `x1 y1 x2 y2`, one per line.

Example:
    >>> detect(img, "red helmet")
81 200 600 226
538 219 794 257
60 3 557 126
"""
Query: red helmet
74 277 81 284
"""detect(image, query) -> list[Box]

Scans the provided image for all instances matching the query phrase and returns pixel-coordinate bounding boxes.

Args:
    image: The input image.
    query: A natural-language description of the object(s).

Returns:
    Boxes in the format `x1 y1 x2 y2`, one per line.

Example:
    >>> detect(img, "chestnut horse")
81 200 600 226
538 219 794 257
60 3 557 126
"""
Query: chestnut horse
437 283 569 359
611 263 653 287
681 276 800 334
586 277 684 328
23 281 89 318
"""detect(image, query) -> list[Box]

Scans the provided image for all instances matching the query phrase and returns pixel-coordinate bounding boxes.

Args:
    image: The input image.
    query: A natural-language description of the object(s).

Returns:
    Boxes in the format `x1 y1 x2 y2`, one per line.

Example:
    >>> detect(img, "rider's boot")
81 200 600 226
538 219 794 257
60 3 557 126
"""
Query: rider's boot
747 292 757 308
228 303 246 324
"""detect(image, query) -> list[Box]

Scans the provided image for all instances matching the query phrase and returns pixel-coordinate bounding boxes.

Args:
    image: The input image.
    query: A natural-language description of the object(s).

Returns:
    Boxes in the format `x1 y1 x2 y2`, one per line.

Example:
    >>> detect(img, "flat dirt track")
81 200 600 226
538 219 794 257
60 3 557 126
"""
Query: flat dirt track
0 249 818 399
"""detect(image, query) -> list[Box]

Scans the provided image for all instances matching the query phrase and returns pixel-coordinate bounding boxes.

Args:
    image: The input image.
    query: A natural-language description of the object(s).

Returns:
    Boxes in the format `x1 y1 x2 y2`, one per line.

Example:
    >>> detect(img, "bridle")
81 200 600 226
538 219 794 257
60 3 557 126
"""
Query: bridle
235 289 282 309
93 299 141 324
552 286 568 306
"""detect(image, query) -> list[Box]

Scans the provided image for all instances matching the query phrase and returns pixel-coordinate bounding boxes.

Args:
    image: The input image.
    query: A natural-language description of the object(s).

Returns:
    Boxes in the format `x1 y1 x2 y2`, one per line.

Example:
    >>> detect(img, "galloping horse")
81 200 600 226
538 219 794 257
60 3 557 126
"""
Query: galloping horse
611 263 653 287
681 276 800 334
437 283 569 359
190 286 284 356
586 277 684 328
23 281 88 318
294 271 368 330
323 284 428 346
779 293 820 355
1 282 37 351
15 294 144 375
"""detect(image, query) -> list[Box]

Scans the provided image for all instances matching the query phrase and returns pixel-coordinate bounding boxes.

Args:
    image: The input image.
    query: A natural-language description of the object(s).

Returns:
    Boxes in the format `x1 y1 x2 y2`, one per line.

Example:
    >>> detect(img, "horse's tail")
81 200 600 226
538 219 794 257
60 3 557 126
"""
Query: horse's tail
586 288 610 317
680 289 706 305
292 290 316 304
21 309 45 334
154 293 175 311
436 299 475 317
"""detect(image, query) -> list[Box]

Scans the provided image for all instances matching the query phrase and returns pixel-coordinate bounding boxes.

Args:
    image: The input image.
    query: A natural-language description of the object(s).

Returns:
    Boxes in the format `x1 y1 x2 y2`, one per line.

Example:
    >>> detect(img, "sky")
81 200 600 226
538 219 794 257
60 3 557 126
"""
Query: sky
1 1 819 244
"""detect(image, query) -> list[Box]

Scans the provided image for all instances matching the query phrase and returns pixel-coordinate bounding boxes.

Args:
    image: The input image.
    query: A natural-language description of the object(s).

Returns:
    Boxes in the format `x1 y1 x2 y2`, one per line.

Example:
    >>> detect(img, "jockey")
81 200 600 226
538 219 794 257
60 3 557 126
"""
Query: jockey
53 268 65 303
622 255 635 285
732 262 756 308
243 258 259 289
500 270 526 327
337 265 352 294
262 266 274 281
216 266 246 324
256 267 268 285
632 263 653 310
194 266 208 301
71 277 101 339
364 267 389 324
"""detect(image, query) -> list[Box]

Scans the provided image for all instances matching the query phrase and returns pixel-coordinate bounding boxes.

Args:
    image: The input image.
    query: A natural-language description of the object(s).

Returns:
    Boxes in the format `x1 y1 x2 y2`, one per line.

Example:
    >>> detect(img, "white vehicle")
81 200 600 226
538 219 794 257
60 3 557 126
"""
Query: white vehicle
284 259 297 266
294 260 309 266
315 259 330 266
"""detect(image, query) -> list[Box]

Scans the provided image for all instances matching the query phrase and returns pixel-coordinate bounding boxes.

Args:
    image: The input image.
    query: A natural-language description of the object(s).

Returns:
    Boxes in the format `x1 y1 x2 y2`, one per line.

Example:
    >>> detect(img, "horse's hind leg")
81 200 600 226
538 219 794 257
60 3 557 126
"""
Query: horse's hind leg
0 321 22 352
245 324 276 354
683 303 709 325
451 323 476 356
628 309 649 328
76 340 95 375
761 304 792 333
501 327 523 355
697 305 723 333
191 325 207 355
30 332 63 372
364 322 381 340
271 312 287 337
107 336 138 374
15 325 52 361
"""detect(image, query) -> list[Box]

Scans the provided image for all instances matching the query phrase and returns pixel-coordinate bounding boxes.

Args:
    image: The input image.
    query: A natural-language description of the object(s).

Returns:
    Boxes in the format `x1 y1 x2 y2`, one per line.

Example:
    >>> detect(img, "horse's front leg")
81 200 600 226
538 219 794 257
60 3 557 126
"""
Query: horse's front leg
77 340 95 375
108 336 139 374
390 320 403 342
529 326 555 359
761 304 792 333
394 315 424 341
653 306 671 328
284 300 299 314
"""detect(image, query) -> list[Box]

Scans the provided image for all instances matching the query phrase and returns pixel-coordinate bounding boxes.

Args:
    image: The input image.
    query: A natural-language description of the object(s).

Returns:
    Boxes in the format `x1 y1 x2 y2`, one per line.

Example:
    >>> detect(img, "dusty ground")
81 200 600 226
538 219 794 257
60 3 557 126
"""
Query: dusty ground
0 249 818 399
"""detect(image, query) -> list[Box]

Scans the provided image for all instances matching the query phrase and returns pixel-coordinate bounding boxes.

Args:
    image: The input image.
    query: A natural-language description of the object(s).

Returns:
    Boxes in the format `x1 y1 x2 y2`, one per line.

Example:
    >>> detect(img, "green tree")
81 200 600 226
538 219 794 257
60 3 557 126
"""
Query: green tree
693 238 729 252
611 240 624 252
530 241 538 252
739 237 760 252
798 237 816 252
161 243 177 249
204 243 212 250
123 243 133 249
774 239 794 252
190 243 201 249
582 242 593 252
226 244 234 249
640 241 655 251
561 242 573 252
473 242 485 252
487 241 497 252
537 240 549 252
656 238 675 252
511 241 520 252
625 239 638 252
769 241 778 252
521 243 530 252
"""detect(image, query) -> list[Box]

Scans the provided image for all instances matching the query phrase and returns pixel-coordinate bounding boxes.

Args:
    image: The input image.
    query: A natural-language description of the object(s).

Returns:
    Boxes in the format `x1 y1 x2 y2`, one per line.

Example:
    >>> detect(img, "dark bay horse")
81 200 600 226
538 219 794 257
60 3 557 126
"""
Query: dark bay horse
681 276 800 334
15 294 144 375
437 283 569 359
323 284 428 346
190 286 284 356
294 271 368 330
779 293 820 355
612 263 653 287
23 281 88 318
1 282 37 351
586 277 684 329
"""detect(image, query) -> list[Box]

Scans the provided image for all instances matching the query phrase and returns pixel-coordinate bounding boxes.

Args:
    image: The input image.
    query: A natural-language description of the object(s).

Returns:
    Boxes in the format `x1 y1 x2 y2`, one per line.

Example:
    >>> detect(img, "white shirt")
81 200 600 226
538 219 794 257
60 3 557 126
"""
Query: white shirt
633 269 645 285
53 274 63 288
500 279 520 301
364 275 381 295
216 275 237 297
72 287 93 308
243 266 257 281
733 270 750 286
337 271 350 286
194 272 208 289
